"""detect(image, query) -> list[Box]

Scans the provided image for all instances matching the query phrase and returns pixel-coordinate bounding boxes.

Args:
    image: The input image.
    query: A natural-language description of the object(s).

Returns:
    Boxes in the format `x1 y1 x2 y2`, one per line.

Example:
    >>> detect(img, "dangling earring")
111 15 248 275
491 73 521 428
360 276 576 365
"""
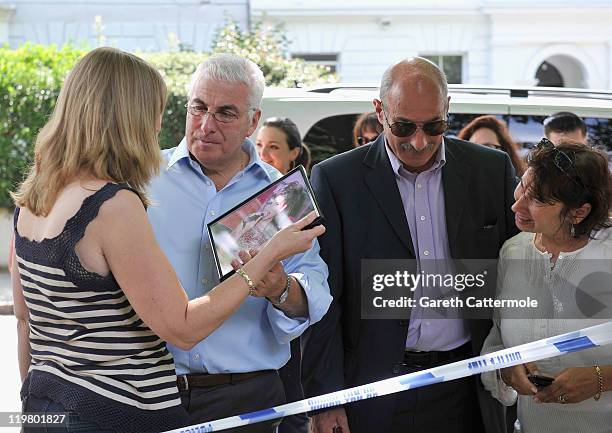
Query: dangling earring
570 224 576 238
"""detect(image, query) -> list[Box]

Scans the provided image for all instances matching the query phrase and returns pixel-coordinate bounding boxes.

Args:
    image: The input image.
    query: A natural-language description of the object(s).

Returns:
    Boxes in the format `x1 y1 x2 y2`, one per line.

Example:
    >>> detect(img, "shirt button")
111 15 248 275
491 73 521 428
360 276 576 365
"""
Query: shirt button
210 210 216 216
423 250 430 256
392 364 401 374
420 215 426 221
193 353 200 361
417 183 422 188
425 321 431 326
202 278 208 285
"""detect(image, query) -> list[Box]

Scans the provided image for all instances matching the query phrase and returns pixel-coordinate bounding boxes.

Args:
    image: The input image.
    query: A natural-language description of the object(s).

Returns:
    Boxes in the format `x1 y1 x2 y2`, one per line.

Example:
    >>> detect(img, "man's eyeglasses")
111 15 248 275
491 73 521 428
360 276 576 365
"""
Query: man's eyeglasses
531 138 586 189
185 103 253 123
381 107 447 138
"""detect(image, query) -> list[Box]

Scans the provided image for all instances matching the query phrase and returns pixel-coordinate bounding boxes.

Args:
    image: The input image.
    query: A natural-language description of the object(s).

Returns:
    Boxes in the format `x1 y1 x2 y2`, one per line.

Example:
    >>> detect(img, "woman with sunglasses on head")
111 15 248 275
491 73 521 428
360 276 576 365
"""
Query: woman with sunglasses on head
256 117 311 174
352 112 383 147
10 47 324 433
458 115 526 176
481 139 612 432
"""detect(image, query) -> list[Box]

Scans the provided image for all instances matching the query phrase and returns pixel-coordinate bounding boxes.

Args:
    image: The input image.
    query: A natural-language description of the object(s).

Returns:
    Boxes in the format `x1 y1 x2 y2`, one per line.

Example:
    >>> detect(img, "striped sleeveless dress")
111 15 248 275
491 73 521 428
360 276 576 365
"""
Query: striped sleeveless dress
14 183 188 432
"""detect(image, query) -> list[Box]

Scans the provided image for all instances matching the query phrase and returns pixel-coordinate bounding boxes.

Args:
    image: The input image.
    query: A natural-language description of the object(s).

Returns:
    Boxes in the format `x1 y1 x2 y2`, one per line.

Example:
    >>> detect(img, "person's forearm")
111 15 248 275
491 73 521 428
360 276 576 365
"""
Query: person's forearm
179 246 282 348
274 275 309 318
17 319 31 381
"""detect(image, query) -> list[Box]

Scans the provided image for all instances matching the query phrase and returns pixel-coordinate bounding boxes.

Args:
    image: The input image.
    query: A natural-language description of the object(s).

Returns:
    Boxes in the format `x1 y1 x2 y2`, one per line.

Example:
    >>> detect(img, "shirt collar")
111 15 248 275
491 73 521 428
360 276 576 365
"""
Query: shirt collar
166 137 191 169
166 137 274 182
384 135 447 176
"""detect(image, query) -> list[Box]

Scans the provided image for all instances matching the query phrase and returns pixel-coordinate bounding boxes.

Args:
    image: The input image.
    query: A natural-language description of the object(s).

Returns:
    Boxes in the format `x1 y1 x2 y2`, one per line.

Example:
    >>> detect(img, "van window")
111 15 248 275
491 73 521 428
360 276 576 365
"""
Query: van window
303 114 358 166
304 113 611 165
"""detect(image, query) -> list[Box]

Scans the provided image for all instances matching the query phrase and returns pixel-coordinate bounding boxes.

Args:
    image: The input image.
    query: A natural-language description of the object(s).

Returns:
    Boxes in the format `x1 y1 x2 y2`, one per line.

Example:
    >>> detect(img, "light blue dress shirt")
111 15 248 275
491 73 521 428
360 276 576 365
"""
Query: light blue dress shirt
384 139 470 351
147 138 331 375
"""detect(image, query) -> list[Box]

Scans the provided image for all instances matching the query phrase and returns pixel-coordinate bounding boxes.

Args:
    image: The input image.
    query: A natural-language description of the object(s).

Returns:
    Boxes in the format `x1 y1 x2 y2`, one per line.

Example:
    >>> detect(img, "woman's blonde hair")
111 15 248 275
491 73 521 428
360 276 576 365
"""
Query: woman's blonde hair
12 46 167 214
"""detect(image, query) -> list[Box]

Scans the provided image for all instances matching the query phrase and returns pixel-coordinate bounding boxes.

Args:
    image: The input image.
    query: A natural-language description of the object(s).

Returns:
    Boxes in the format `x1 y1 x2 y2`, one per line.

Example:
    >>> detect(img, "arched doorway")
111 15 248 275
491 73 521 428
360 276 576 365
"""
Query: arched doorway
535 55 587 88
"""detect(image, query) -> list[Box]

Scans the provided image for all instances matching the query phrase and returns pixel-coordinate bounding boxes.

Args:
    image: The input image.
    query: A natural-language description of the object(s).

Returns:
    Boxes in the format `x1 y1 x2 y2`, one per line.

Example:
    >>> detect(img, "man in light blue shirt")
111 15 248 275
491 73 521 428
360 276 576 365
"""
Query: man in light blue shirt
147 53 331 433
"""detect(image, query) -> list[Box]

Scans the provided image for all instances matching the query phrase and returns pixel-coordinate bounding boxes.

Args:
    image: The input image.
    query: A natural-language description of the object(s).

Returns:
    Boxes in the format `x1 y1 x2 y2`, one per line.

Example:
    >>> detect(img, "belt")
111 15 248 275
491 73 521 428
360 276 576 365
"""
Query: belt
403 342 472 368
176 370 273 391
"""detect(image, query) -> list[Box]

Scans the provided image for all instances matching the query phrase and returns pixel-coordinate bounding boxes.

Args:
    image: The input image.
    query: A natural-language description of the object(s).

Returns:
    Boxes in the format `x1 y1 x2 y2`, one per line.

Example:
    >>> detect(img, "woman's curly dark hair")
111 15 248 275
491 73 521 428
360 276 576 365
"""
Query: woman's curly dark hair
526 141 611 238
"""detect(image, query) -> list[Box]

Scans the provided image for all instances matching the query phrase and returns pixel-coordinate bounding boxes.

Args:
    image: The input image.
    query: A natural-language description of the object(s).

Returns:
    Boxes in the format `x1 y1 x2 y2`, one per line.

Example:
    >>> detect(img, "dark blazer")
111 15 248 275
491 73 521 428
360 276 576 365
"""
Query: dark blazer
302 135 518 433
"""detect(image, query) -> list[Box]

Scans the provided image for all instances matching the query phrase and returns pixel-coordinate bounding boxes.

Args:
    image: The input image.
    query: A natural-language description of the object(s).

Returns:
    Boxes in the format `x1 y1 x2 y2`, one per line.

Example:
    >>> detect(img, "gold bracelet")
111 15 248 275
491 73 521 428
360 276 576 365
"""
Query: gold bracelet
594 365 604 401
236 268 256 296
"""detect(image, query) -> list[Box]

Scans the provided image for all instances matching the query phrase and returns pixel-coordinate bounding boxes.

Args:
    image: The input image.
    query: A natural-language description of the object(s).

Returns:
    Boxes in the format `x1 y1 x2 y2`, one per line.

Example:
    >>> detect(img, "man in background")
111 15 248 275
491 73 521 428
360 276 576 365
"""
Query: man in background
544 111 587 144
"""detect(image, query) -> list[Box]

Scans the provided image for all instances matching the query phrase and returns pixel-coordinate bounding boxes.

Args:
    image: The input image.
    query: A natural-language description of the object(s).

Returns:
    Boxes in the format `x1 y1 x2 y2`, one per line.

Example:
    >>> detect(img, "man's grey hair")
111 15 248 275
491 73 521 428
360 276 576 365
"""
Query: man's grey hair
379 57 448 105
189 53 265 113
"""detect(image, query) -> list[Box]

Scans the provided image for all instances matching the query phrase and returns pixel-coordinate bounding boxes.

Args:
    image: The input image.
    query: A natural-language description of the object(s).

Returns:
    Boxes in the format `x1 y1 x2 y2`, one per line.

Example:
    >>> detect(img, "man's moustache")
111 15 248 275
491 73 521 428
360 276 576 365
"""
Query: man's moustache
399 142 437 152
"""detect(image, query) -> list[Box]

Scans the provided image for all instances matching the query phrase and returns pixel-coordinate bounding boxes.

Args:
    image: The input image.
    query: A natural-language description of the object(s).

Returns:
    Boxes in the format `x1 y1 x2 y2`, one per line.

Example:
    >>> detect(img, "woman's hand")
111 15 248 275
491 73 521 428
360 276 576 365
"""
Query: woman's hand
265 211 325 261
500 362 539 395
535 367 599 404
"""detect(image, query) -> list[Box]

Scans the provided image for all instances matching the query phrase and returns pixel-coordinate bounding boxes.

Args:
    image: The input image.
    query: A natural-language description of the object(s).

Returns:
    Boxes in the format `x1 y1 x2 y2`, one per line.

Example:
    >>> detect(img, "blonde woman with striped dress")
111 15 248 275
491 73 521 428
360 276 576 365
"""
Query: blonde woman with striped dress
10 47 324 433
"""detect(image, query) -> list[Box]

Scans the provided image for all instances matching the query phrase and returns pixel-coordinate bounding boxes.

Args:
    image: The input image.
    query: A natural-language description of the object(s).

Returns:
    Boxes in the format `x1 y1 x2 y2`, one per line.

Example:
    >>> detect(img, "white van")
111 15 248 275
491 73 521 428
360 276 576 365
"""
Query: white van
258 85 612 166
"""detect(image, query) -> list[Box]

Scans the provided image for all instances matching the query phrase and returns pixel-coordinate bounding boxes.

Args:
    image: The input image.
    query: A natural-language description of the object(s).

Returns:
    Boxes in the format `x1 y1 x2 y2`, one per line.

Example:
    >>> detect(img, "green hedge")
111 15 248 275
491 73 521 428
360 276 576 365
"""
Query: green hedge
0 44 86 208
0 21 336 208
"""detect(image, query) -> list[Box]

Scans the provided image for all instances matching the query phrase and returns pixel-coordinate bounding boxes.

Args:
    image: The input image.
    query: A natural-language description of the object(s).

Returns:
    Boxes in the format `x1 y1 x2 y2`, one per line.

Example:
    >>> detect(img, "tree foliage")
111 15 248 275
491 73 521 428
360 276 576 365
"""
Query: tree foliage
0 20 337 208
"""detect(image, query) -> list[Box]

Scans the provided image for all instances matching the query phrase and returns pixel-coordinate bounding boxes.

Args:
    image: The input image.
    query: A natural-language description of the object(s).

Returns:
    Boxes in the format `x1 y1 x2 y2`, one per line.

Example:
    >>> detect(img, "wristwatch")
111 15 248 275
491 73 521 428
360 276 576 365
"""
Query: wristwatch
268 274 292 306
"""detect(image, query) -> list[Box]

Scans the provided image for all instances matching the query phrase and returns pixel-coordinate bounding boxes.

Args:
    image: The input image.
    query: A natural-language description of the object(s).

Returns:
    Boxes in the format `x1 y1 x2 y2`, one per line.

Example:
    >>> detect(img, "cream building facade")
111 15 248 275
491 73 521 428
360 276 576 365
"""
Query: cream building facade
252 0 612 90
0 0 248 51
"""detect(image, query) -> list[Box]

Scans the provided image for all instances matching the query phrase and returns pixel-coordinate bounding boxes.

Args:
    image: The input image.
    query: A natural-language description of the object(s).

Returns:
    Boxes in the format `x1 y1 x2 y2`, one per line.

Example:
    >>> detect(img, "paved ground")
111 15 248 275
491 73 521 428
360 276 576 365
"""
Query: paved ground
1 271 25 432
0 271 11 304
0 315 23 432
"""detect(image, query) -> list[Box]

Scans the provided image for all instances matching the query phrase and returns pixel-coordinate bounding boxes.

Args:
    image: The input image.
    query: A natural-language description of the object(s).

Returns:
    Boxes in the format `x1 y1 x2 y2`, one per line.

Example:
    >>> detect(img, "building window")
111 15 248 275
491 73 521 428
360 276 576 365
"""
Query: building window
292 53 338 74
420 54 463 84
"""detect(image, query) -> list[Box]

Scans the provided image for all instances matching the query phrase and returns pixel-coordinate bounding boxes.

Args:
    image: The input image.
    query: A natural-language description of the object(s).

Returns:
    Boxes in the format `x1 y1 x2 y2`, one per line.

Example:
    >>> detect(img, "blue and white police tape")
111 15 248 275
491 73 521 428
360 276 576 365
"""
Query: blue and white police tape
164 321 612 433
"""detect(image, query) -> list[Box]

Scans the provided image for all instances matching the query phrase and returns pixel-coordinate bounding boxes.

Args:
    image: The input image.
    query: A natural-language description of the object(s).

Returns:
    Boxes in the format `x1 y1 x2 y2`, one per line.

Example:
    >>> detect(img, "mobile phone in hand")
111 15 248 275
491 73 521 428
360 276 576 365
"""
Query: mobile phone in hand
528 373 554 388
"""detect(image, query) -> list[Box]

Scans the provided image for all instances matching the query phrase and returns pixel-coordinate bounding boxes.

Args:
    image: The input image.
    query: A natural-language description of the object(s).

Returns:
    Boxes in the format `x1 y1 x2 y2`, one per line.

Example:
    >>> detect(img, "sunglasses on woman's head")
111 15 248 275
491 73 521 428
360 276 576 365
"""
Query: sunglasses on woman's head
531 138 586 190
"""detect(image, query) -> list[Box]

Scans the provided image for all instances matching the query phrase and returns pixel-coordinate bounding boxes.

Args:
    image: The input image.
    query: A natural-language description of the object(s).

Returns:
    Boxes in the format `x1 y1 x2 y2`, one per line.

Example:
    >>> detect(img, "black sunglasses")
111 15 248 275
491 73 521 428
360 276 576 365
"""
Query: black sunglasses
381 108 447 138
531 138 586 189
356 135 379 146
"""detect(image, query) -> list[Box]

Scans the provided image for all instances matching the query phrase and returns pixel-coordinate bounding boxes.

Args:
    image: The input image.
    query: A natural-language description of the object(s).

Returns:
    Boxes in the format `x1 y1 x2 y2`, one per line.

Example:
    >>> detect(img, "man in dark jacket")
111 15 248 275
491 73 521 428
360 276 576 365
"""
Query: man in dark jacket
303 57 518 433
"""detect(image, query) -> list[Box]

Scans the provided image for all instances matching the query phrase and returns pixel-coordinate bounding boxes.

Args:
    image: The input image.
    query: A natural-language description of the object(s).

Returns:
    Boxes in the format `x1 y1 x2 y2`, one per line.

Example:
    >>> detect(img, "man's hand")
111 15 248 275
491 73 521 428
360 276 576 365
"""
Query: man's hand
231 249 308 317
254 257 287 300
500 362 538 396
310 407 350 433
231 249 286 299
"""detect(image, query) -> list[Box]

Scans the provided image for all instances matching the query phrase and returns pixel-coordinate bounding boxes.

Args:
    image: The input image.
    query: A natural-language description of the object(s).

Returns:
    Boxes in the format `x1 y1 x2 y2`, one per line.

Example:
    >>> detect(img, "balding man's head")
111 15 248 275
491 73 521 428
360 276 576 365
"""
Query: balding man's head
379 57 448 105
373 57 450 173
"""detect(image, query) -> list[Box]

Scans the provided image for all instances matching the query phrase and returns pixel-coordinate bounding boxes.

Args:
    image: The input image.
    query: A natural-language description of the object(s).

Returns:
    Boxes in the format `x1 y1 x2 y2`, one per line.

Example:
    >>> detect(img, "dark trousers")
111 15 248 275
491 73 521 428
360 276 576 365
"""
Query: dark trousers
389 370 485 433
389 348 486 433
22 395 114 433
346 344 487 433
180 370 286 433
278 339 309 433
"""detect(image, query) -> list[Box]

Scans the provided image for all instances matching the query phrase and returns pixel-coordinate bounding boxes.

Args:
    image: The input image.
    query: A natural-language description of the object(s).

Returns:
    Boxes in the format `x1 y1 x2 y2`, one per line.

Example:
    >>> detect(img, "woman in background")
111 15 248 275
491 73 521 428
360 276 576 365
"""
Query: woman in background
352 111 383 147
458 115 526 176
255 117 313 433
11 47 324 433
256 117 311 173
